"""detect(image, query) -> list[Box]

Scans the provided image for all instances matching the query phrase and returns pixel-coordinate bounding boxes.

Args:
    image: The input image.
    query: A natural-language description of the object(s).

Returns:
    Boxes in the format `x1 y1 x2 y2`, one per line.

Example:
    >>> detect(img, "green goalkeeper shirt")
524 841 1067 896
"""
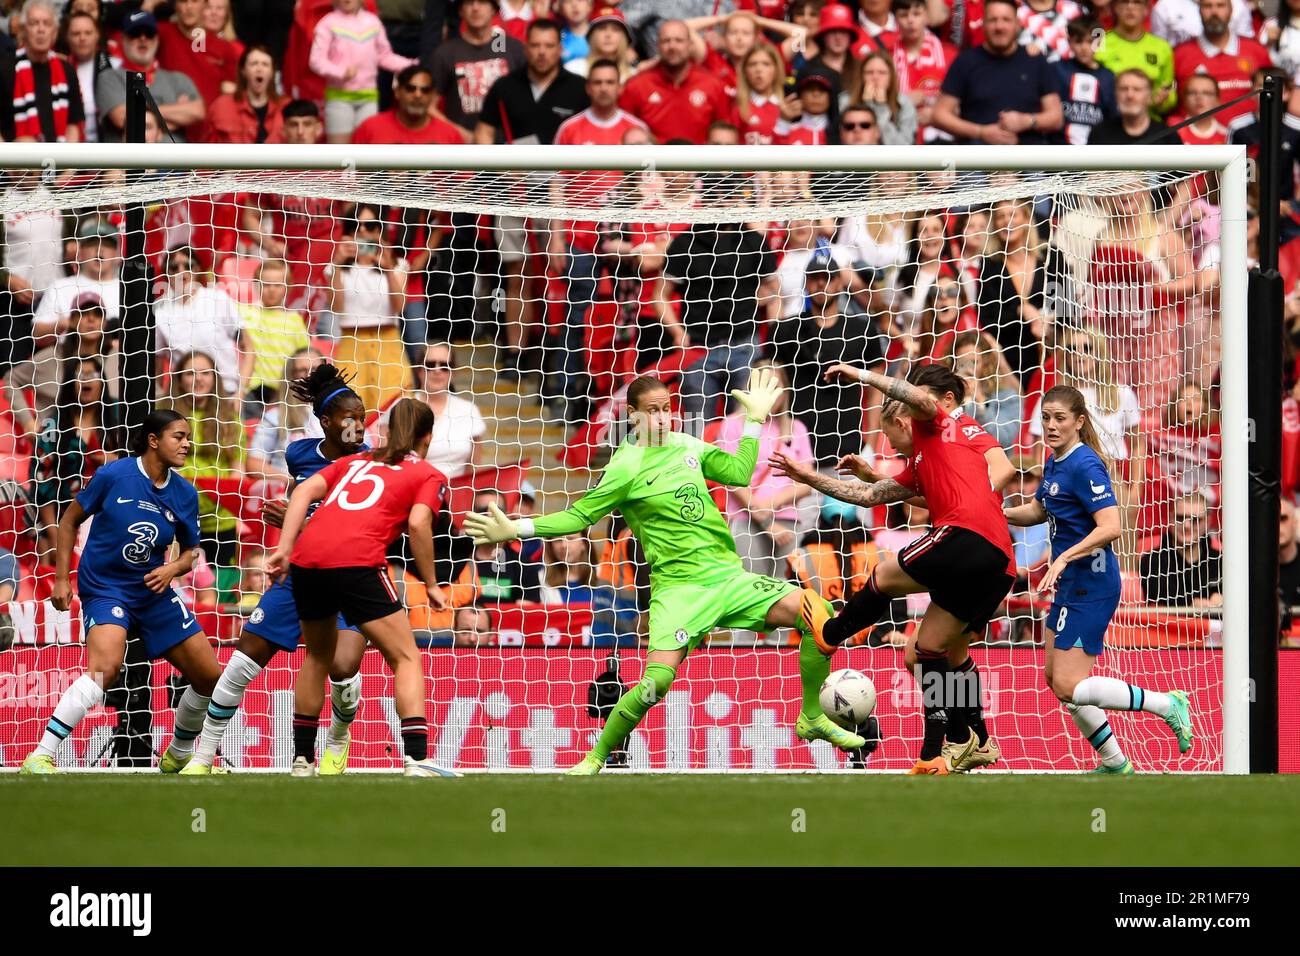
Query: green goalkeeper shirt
531 429 760 588
1094 30 1177 116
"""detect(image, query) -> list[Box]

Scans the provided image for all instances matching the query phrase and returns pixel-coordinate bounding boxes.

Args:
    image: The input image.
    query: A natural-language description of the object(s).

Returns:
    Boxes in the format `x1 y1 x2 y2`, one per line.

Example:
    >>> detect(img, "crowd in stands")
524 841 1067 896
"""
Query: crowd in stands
7 0 1300 649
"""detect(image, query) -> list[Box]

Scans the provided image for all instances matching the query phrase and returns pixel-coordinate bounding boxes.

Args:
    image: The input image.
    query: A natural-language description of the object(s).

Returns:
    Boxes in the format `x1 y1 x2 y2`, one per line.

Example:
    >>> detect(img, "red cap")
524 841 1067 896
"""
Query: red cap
70 291 105 312
590 5 631 38
798 72 835 92
815 3 863 42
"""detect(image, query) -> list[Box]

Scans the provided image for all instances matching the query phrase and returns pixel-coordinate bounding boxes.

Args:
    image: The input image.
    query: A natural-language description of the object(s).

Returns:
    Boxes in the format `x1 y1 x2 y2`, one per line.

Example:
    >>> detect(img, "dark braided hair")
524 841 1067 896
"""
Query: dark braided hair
289 361 360 418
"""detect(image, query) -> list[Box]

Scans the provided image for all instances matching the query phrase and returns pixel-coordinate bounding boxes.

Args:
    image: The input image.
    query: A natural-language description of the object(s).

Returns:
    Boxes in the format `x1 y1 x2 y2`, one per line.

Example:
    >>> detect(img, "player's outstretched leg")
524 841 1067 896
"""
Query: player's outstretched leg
567 662 677 775
21 674 105 774
800 572 892 656
793 595 865 751
1072 677 1193 756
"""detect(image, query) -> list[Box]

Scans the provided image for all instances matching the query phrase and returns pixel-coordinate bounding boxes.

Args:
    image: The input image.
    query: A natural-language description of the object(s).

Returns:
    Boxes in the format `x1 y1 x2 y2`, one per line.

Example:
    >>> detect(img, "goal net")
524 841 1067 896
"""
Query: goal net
0 144 1246 772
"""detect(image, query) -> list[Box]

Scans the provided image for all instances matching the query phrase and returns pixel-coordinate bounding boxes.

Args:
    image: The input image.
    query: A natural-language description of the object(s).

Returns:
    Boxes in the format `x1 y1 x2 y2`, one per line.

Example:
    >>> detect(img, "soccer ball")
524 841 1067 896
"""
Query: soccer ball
820 669 877 730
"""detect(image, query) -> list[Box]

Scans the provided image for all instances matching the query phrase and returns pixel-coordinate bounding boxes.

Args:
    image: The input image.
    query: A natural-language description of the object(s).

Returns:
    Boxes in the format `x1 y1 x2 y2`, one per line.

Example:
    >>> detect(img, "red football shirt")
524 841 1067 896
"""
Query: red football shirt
555 108 649 252
351 110 465 145
941 0 985 48
1173 35 1273 127
156 21 239 105
1169 117 1229 146
702 46 740 102
494 2 534 43
293 452 449 569
854 13 900 56
619 63 730 144
893 407 1015 574
775 115 830 146
245 192 339 291
733 95 782 145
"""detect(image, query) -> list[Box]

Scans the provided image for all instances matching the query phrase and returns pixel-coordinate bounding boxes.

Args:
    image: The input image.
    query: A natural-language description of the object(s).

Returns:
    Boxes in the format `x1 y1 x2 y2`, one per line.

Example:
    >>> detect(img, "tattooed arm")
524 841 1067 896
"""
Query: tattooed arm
823 362 940 420
769 452 916 508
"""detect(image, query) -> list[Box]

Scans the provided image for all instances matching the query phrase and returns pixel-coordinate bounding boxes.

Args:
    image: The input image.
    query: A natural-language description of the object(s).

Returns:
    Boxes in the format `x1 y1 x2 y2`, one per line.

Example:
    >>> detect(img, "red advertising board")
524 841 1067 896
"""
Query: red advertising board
2 644 1270 772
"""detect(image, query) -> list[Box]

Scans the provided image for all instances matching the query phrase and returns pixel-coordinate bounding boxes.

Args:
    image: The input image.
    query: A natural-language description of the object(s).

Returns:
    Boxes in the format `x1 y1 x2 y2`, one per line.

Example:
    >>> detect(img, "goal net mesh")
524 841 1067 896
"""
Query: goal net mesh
0 160 1225 771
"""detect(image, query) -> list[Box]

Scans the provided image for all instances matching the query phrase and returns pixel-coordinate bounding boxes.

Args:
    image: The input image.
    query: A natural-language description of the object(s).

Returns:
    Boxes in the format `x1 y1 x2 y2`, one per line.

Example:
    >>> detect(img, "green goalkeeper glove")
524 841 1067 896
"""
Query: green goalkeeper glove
730 365 784 423
463 503 527 545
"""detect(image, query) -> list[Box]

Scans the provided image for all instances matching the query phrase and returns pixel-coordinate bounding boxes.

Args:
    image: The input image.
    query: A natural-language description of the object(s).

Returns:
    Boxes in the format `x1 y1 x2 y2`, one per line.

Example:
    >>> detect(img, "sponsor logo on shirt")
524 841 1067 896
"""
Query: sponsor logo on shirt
137 501 161 514
1090 480 1106 496
116 497 132 505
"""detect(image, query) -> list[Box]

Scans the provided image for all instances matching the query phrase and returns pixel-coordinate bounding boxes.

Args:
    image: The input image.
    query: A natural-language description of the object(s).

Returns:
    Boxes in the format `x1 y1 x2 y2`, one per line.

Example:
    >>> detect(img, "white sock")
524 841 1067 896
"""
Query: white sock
192 650 263 763
167 686 212 757
1066 703 1127 768
35 674 104 758
328 672 362 746
1072 676 1171 716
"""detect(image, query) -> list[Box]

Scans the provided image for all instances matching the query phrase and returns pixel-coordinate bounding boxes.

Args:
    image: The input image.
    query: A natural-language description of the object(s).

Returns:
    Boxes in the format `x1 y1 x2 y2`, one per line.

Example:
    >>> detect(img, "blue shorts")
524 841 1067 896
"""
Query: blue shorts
82 590 204 659
242 576 361 653
1048 592 1121 657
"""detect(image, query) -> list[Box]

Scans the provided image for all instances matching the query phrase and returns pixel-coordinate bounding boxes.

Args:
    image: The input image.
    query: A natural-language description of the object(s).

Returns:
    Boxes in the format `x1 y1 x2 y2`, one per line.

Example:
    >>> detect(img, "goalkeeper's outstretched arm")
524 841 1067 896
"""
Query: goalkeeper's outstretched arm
463 461 636 545
464 366 787 546
697 364 783 486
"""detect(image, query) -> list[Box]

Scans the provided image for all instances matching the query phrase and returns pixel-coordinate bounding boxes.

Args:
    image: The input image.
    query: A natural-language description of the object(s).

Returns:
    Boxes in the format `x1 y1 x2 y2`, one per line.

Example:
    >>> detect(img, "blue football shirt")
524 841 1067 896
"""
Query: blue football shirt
75 456 201 604
283 438 370 518
1036 442 1122 601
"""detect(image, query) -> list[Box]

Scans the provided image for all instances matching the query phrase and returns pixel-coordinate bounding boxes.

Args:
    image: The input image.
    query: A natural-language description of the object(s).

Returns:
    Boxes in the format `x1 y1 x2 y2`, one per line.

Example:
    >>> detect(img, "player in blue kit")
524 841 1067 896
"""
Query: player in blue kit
21 410 223 774
181 363 377 775
1005 385 1194 773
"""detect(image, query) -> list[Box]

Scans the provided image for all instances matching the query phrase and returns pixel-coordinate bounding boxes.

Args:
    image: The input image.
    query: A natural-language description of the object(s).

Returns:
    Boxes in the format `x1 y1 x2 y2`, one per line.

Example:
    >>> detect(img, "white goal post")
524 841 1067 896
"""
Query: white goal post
0 143 1248 773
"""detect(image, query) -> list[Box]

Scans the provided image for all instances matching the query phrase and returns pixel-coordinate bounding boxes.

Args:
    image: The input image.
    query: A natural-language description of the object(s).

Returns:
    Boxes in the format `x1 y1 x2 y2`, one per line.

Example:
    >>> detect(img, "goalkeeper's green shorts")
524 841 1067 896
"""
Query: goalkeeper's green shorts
647 567 799 654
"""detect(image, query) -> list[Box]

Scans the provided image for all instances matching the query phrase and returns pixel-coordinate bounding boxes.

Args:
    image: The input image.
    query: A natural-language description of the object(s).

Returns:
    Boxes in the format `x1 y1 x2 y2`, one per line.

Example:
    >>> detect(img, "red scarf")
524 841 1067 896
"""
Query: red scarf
12 48 73 141
893 32 948 96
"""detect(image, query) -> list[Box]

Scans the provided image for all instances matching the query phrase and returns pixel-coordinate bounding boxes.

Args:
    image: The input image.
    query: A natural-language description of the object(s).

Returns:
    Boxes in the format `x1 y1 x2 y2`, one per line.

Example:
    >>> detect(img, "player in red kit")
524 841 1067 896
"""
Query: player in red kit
771 363 1016 775
267 398 455 778
619 19 730 143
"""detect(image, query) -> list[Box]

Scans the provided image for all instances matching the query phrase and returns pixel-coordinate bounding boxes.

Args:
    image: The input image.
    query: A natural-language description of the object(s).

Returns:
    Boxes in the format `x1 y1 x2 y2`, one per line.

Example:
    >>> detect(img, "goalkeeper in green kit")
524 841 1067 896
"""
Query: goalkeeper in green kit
464 367 864 775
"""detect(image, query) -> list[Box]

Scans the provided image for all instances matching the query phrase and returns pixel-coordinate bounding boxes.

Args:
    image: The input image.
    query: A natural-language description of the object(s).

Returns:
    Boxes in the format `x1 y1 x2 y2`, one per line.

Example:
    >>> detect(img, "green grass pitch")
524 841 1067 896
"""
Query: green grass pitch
3 774 1298 866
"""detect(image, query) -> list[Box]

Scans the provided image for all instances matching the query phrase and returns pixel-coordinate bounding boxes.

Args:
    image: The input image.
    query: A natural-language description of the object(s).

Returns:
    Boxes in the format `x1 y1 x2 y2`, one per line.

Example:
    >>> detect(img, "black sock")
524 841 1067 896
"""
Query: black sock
917 653 949 761
824 571 891 647
401 717 428 762
292 713 319 763
961 658 989 745
945 657 974 745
